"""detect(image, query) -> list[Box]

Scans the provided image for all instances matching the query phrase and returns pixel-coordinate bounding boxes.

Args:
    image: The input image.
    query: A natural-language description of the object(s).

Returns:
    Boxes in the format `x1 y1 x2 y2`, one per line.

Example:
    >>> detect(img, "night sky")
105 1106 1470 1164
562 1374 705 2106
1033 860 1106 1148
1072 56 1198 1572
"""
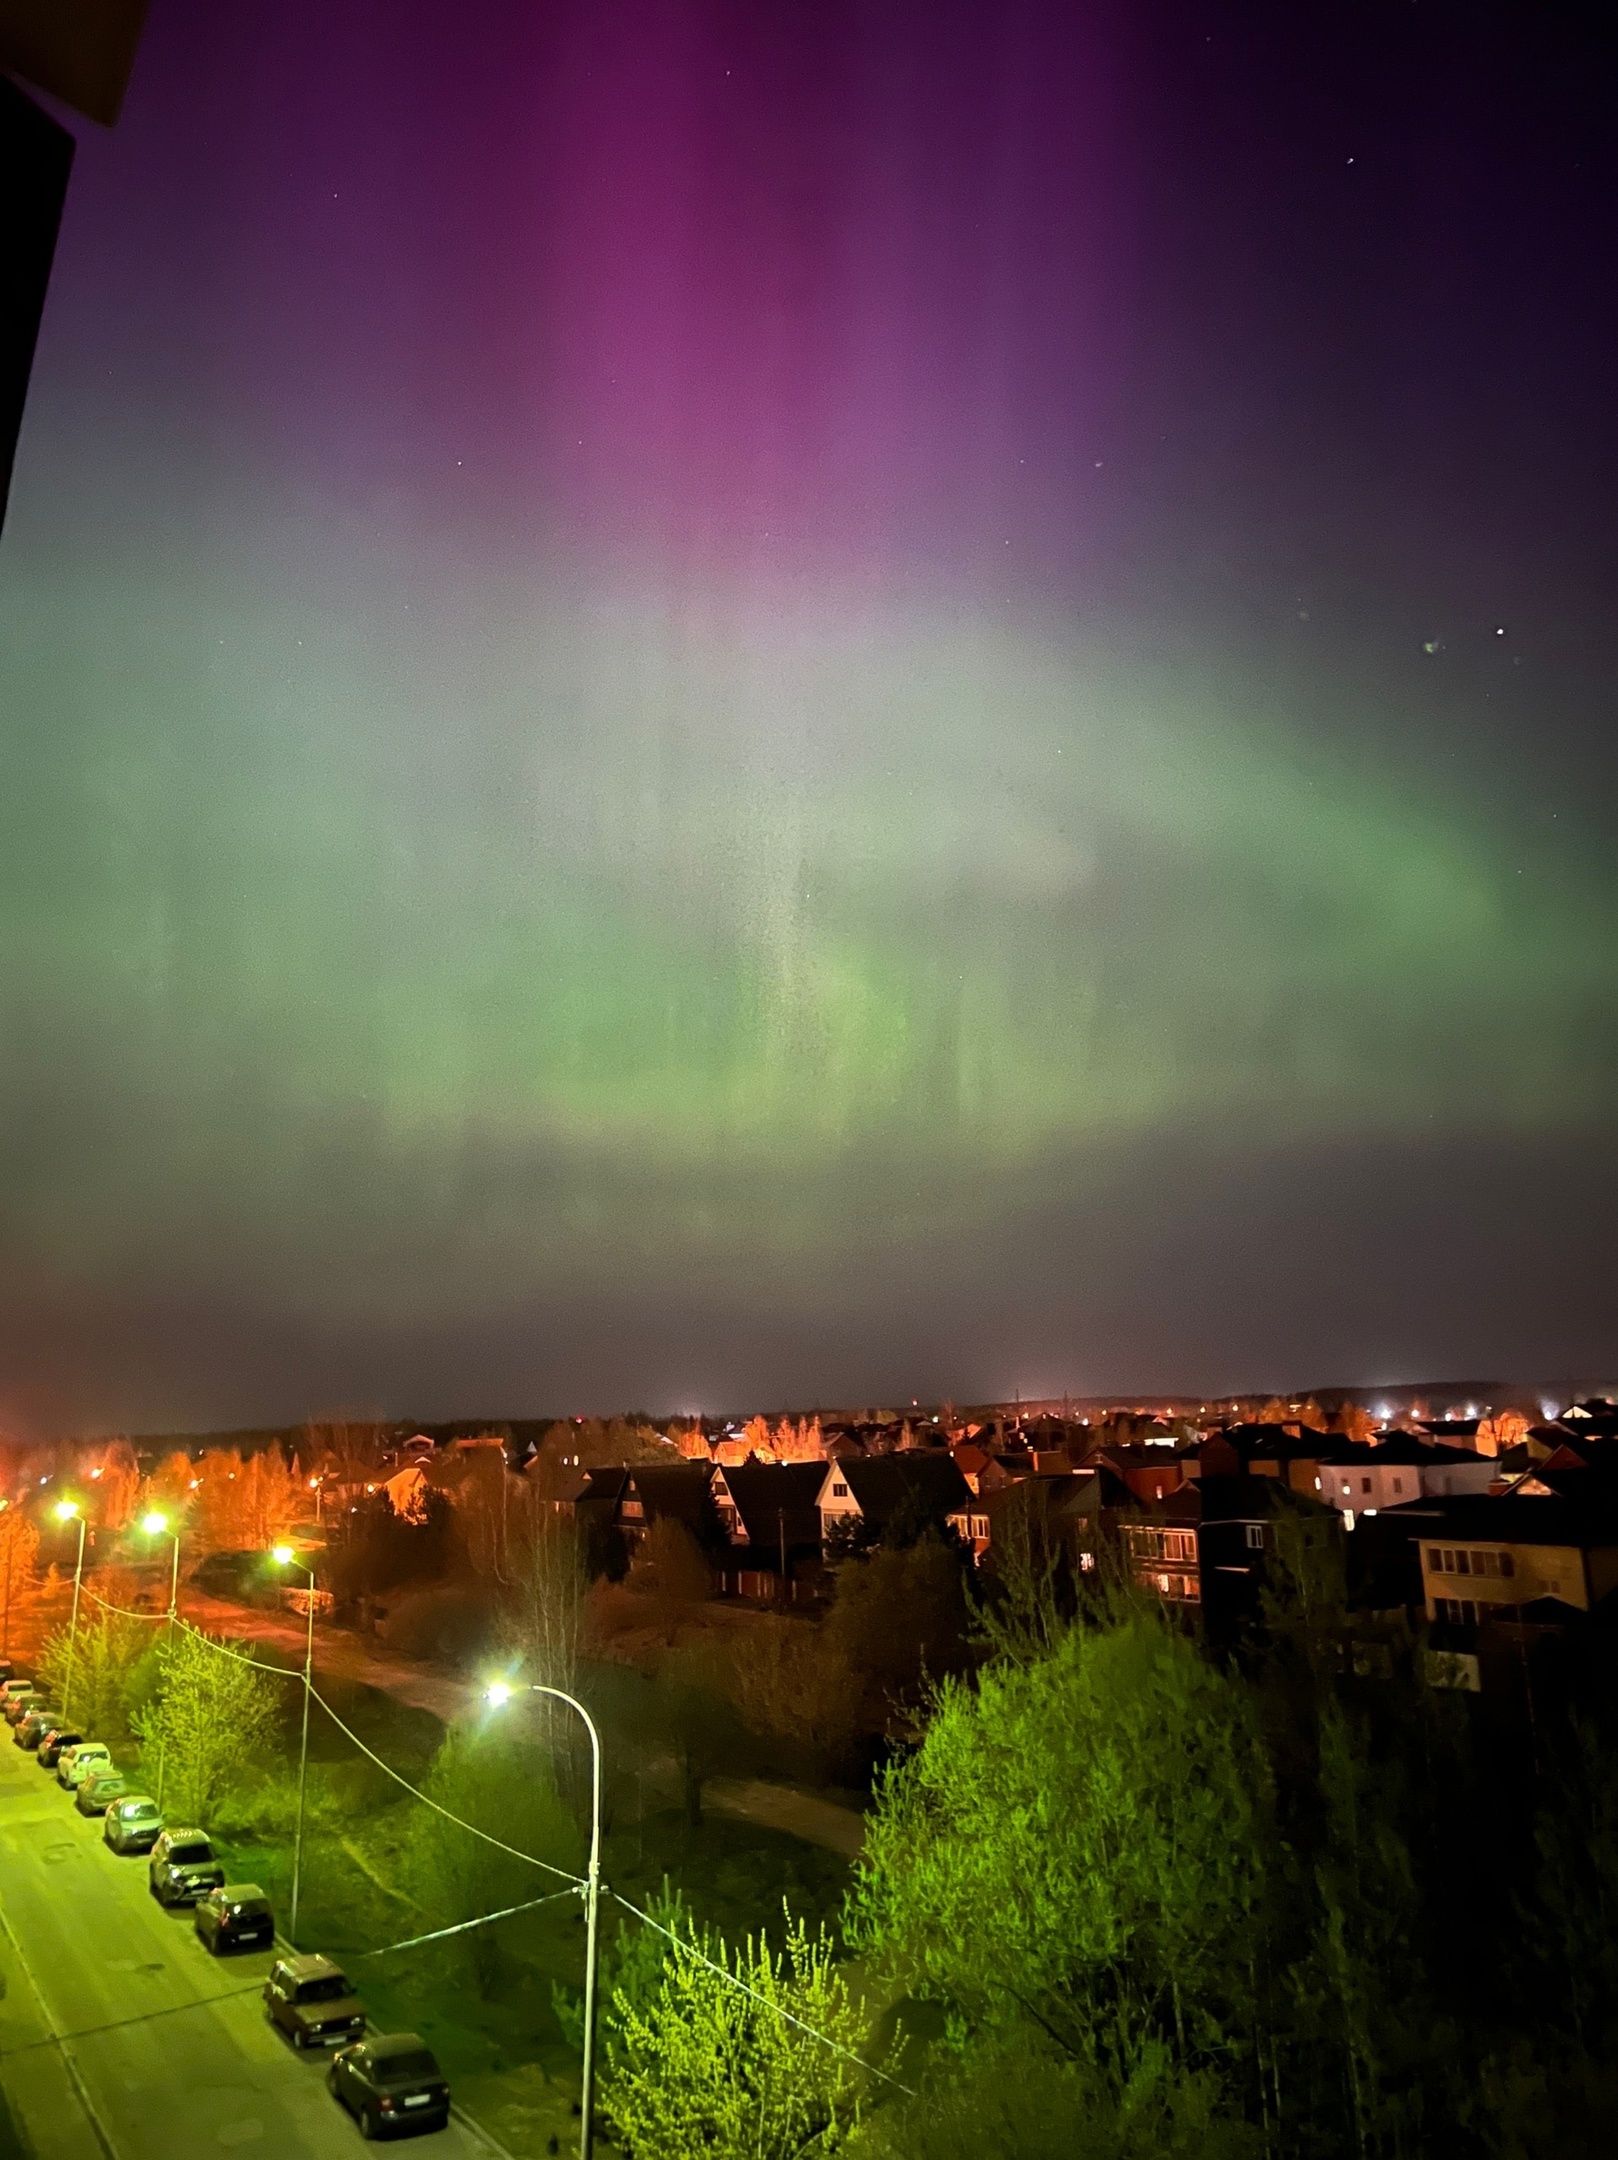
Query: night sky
3 0 1616 1432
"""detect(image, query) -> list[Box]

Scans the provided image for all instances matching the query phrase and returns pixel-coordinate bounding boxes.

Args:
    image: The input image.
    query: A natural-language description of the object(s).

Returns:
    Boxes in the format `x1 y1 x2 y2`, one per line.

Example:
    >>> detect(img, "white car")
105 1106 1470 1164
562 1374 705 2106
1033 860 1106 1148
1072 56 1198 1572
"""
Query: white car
57 1742 112 1790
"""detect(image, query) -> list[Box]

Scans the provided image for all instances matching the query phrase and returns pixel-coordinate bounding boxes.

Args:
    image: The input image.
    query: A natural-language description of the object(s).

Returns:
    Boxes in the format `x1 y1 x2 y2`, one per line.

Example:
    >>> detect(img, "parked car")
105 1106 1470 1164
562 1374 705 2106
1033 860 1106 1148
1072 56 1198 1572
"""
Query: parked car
194 1884 275 1955
103 1794 163 1854
149 1829 226 1906
37 1727 82 1768
1 1675 33 1707
328 2035 450 2139
0 1661 15 1684
264 1955 367 2049
76 1769 129 1816
4 1690 47 1726
15 1707 57 1748
57 1743 112 1790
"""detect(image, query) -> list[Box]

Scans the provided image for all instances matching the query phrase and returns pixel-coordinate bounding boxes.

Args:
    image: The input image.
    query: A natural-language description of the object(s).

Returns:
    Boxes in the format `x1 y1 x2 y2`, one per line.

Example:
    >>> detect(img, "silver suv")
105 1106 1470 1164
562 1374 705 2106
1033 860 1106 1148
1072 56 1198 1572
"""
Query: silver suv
148 1828 226 1906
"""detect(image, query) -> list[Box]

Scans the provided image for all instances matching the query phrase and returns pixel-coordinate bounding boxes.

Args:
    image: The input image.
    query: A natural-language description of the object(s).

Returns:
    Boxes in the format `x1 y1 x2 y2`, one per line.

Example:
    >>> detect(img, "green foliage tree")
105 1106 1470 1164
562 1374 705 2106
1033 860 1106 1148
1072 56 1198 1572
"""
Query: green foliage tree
600 1904 891 2160
849 1614 1267 2084
133 1628 287 1823
408 1725 583 1995
860 2031 1255 2160
36 1609 155 1740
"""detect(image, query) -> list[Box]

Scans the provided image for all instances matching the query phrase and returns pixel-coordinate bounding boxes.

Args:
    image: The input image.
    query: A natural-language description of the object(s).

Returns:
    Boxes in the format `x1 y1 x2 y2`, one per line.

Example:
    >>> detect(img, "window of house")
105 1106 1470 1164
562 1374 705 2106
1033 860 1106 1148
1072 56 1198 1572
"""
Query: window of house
1079 1551 1096 1571
1361 1477 1373 1493
1426 1548 1444 1572
831 1481 848 1498
1392 1478 1403 1494
1499 1552 1515 1578
1245 1524 1264 1550
1455 1551 1471 1575
1479 1551 1499 1577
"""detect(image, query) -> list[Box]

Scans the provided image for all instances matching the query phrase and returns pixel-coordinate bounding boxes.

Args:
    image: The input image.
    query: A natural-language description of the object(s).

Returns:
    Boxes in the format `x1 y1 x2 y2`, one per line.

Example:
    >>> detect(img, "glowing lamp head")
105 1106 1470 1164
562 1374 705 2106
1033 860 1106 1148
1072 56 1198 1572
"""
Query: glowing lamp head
141 1510 169 1536
271 1545 295 1566
54 1499 81 1522
485 1682 515 1709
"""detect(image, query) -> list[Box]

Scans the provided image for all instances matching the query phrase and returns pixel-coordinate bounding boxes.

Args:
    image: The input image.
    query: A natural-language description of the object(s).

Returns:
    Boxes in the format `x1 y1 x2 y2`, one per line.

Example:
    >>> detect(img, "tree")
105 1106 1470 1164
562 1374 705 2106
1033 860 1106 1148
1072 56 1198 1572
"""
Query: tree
647 1642 750 1827
728 1614 859 1781
408 1724 582 1994
93 1440 142 1532
0 1505 41 1661
825 1539 970 1737
36 1608 155 1740
849 1614 1268 2085
600 1905 891 2160
133 1627 287 1823
629 1518 713 1644
501 1503 587 1697
192 1445 304 1554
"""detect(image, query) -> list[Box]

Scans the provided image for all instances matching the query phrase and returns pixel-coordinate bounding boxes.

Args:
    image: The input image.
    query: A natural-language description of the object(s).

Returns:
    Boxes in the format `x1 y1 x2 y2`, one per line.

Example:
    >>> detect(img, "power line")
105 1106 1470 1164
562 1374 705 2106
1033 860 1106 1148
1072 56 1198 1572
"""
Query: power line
348 1887 580 1959
308 1682 587 1891
609 1890 913 2095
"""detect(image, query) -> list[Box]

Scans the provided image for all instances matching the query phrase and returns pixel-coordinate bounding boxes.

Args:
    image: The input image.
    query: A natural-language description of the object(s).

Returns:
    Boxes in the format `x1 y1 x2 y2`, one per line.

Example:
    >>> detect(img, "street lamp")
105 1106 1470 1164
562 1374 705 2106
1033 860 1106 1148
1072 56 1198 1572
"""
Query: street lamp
142 1511 181 1809
271 1544 317 1943
485 1679 603 2160
53 1500 87 1722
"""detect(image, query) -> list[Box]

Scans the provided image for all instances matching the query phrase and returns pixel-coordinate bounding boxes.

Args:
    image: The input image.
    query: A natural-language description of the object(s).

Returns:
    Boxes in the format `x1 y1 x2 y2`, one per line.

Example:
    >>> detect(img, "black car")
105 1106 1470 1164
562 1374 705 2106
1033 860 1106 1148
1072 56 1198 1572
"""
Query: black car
328 2034 450 2139
15 1707 56 1749
103 1794 163 1853
264 1954 367 2048
37 1727 82 1768
149 1828 226 1906
195 1883 275 1955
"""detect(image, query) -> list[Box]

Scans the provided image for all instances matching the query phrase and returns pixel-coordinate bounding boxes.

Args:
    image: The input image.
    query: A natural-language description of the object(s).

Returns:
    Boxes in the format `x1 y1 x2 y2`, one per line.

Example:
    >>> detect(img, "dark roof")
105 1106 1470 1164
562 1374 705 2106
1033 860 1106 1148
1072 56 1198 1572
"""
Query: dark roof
1410 1494 1618 1547
281 1953 345 1981
714 1462 825 1547
624 1463 717 1533
830 1453 969 1526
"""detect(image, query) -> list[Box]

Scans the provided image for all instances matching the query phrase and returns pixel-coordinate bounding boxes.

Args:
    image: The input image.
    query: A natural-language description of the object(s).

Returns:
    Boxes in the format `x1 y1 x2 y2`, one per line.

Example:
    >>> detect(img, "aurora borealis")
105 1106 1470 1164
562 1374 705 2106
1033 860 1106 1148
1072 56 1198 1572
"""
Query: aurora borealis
2 0 1616 1427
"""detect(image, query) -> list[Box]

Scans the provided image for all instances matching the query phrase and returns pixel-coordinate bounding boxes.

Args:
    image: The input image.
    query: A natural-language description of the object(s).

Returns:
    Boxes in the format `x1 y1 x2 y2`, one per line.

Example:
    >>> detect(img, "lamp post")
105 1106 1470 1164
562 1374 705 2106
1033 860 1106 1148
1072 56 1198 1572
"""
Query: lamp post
272 1544 317 1943
486 1679 603 2160
142 1511 180 1809
54 1501 87 1722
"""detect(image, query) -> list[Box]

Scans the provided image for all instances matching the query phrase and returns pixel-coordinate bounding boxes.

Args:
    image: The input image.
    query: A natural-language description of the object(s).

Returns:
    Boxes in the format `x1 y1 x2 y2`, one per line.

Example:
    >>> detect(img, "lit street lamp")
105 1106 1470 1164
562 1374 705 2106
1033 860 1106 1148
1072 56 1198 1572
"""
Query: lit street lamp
485 1679 603 2160
142 1511 181 1809
272 1543 318 1943
54 1500 87 1722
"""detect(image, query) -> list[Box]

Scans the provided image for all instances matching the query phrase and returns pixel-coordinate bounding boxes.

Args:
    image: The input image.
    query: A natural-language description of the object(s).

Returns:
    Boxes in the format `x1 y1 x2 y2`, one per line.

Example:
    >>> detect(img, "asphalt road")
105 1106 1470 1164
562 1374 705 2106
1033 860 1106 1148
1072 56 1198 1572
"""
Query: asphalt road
0 1741 498 2160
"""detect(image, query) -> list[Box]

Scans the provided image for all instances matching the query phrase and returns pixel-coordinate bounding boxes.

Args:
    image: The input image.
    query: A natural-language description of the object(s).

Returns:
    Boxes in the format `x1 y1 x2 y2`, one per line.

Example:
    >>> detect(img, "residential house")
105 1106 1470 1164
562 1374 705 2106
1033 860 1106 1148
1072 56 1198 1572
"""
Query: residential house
609 1462 720 1554
1415 1496 1618 1627
1316 1436 1495 1517
710 1461 826 1601
816 1453 969 1550
947 1466 1123 1569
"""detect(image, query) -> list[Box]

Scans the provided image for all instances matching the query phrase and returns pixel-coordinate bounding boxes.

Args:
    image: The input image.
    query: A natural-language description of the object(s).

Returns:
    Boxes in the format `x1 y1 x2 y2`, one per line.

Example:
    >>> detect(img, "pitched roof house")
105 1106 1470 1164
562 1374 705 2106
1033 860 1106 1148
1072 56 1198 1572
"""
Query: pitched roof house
815 1453 969 1547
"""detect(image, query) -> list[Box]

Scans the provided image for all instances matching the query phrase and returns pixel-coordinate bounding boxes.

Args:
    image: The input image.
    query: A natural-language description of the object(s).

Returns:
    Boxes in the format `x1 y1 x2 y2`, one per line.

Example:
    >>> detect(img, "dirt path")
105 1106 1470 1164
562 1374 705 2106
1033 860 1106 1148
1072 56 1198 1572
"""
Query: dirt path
179 1592 476 1722
705 1778 866 1857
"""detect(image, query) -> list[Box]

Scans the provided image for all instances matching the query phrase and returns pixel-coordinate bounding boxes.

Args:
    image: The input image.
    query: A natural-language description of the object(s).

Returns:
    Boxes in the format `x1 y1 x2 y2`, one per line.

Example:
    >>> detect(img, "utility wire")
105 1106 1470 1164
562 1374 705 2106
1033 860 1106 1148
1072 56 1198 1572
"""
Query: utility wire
349 1887 580 1959
78 1585 168 1623
308 1682 587 1891
609 1890 914 2094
